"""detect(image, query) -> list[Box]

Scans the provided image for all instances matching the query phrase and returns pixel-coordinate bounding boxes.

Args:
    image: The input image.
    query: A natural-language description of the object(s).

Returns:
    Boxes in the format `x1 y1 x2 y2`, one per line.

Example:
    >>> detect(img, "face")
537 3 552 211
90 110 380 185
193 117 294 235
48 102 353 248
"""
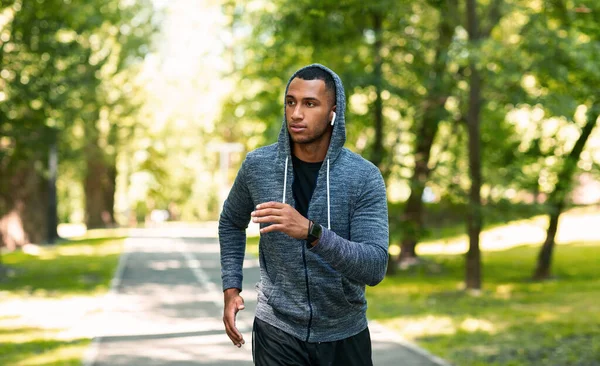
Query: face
285 77 335 146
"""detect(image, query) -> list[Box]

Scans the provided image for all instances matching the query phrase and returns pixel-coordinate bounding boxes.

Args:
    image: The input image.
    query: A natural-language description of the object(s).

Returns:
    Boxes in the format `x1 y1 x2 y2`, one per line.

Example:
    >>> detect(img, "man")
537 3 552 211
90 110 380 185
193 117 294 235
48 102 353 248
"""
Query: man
219 64 389 365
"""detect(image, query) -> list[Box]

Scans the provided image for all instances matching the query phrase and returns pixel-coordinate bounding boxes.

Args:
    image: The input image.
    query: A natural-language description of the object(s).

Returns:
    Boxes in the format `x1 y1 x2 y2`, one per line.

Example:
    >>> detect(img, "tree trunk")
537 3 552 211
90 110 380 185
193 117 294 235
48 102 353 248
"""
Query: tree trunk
533 202 562 280
370 12 384 171
84 144 116 229
104 163 117 226
47 138 59 243
85 145 105 229
465 0 483 290
397 1 456 265
84 116 117 229
0 163 48 249
533 107 598 280
399 100 448 263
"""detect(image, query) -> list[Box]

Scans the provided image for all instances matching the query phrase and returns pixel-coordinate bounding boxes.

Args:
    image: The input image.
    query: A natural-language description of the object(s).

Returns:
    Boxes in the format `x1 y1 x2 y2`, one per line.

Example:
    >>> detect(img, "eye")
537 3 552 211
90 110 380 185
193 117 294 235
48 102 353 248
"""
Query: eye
306 101 316 107
286 100 295 106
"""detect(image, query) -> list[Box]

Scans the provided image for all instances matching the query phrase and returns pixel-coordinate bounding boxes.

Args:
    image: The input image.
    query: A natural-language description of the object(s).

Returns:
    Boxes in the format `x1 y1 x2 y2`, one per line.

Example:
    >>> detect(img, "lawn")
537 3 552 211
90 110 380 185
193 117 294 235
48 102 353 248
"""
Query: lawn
366 241 600 365
0 237 123 365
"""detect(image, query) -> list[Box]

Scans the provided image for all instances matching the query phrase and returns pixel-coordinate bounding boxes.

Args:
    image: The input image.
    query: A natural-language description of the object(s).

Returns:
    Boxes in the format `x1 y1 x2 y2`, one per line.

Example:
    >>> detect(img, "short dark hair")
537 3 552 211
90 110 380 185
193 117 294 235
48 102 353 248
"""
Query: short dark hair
295 66 336 105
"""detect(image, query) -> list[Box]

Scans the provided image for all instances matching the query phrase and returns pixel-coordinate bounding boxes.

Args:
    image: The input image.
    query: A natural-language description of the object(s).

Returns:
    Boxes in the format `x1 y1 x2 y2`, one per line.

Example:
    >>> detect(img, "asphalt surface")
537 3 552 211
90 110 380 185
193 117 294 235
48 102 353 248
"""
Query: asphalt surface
81 232 449 366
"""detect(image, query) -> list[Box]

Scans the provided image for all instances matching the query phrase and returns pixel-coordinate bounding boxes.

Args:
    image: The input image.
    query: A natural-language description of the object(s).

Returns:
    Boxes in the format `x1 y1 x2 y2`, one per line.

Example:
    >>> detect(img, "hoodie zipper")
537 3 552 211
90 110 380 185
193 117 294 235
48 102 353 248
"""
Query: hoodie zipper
286 156 315 342
302 242 313 342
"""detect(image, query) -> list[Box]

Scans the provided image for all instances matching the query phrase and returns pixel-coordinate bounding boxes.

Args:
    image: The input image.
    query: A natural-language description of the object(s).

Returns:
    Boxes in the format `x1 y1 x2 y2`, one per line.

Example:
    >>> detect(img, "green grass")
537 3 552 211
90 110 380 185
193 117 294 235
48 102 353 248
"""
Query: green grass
1 238 122 297
366 241 600 365
0 237 123 365
0 336 90 366
247 235 259 257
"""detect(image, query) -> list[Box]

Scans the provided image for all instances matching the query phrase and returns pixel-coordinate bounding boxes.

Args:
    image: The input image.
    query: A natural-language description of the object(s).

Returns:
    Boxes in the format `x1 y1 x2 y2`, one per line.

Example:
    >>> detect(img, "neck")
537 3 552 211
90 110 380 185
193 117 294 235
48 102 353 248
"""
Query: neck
292 136 331 163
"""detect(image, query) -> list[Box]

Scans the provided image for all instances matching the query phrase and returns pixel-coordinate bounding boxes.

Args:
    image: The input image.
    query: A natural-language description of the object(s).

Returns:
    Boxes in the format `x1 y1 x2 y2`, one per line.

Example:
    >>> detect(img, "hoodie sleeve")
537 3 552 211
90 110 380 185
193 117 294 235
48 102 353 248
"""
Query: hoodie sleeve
219 158 254 292
309 168 389 286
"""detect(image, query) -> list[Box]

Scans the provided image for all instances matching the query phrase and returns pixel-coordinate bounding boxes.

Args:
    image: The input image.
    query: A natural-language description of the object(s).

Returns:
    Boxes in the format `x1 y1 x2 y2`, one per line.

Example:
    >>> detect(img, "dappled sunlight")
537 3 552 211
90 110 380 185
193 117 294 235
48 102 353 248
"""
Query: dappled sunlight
460 317 498 334
57 223 88 238
463 344 501 358
554 209 600 244
535 311 559 323
0 296 100 364
57 225 130 240
16 342 89 366
494 284 514 299
416 208 600 255
384 315 456 340
57 242 122 257
38 251 58 261
0 296 104 337
0 327 59 343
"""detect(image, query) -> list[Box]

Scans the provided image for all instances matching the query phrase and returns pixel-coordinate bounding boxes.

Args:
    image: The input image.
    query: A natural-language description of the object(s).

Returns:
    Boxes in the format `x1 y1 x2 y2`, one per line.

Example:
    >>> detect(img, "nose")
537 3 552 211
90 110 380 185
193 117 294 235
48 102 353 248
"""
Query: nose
290 105 303 121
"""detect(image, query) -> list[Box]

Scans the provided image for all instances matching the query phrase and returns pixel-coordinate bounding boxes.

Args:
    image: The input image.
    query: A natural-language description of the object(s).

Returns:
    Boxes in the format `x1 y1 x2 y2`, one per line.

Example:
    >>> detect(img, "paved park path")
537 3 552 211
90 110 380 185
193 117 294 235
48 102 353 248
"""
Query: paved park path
81 228 450 366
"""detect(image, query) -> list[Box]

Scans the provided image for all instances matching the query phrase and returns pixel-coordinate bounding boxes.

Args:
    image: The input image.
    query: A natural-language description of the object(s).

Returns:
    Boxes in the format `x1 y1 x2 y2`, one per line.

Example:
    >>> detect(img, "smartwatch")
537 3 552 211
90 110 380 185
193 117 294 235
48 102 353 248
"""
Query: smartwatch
307 220 322 245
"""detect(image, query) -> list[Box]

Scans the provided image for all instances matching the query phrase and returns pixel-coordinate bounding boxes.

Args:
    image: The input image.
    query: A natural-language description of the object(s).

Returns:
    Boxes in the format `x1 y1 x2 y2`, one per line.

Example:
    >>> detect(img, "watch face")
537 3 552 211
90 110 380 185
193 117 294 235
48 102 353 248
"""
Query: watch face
311 222 322 239
315 223 323 237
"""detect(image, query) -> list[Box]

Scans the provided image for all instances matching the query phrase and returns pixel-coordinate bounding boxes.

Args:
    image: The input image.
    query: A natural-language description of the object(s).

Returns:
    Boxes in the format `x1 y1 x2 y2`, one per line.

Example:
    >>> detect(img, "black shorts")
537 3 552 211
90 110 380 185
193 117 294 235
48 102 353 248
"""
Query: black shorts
252 317 373 366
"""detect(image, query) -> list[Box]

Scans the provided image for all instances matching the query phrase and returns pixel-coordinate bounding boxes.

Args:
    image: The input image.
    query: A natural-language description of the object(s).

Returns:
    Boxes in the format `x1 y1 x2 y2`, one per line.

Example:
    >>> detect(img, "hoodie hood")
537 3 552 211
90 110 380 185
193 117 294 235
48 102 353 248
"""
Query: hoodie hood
277 63 347 163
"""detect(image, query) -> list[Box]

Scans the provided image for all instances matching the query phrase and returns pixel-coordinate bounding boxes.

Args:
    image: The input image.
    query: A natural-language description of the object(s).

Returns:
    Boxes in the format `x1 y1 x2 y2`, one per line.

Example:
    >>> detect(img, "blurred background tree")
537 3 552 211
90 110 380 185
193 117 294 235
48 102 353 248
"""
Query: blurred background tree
1 0 599 287
0 0 156 248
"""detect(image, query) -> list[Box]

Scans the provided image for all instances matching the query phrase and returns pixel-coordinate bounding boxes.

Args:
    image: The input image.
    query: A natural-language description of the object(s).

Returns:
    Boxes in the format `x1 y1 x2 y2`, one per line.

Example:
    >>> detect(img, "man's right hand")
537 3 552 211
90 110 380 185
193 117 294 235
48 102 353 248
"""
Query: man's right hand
223 288 245 347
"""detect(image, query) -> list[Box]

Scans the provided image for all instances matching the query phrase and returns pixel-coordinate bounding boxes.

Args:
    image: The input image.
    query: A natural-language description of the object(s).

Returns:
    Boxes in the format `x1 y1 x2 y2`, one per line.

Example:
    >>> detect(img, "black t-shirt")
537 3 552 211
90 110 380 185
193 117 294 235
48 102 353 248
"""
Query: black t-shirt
291 155 322 218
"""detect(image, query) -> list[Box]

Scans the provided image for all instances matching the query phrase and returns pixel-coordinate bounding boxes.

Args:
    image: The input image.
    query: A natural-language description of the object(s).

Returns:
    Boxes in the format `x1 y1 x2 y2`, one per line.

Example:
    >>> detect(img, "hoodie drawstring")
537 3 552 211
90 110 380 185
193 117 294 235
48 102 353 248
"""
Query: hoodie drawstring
326 159 331 229
282 156 289 203
282 156 331 230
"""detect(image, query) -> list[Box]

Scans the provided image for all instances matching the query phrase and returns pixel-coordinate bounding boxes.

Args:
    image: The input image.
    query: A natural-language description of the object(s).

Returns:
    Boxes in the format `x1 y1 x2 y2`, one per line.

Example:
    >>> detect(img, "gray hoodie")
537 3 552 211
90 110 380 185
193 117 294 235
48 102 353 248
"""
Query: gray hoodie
219 63 389 343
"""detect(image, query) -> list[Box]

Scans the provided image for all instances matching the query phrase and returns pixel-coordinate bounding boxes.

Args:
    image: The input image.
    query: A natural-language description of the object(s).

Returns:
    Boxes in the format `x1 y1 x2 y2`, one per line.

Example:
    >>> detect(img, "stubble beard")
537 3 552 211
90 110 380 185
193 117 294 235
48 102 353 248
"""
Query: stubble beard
289 119 331 146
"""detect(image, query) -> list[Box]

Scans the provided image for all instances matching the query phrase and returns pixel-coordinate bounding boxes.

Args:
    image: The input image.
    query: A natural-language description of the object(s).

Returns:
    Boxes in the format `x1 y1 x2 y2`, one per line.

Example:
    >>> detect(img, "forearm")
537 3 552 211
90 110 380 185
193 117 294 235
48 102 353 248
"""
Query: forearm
219 215 248 291
310 227 388 286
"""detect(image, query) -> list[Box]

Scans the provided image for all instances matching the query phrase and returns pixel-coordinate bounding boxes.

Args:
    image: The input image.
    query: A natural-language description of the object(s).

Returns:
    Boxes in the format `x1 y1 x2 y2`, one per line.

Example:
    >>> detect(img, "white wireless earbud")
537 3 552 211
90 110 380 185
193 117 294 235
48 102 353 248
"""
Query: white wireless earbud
331 111 336 126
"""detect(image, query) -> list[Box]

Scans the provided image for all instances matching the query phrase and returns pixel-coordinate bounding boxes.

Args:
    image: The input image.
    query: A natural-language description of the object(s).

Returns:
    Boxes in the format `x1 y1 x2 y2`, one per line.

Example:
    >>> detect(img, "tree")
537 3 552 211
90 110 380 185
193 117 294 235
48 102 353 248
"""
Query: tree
464 0 483 290
397 0 508 274
0 0 155 252
398 0 461 265
522 0 600 279
534 104 598 279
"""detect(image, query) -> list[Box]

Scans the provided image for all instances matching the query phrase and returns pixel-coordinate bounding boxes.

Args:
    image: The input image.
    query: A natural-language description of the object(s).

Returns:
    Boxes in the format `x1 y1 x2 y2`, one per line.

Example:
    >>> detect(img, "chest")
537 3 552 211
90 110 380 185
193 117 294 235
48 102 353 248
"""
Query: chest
246 163 357 239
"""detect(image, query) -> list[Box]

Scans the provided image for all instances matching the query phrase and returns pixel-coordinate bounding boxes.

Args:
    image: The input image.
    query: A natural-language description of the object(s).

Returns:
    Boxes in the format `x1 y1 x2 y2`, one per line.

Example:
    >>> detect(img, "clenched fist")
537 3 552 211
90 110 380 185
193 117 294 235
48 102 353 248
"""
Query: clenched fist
251 202 310 239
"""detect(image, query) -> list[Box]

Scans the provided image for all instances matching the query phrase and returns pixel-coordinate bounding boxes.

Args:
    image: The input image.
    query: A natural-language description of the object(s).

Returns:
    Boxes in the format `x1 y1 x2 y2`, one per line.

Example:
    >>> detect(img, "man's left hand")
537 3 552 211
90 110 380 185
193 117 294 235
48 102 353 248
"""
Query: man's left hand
252 202 310 240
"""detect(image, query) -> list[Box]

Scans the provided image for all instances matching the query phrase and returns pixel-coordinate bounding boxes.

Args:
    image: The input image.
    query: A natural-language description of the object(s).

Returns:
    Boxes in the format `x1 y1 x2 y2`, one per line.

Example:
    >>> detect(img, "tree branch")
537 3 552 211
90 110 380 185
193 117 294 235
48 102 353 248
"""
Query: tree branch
481 0 504 38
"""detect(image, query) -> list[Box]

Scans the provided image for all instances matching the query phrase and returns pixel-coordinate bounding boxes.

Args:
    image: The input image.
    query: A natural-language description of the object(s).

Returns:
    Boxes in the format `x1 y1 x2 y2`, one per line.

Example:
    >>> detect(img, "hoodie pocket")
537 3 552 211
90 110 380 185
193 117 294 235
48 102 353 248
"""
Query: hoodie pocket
309 275 358 321
266 275 309 324
340 277 366 307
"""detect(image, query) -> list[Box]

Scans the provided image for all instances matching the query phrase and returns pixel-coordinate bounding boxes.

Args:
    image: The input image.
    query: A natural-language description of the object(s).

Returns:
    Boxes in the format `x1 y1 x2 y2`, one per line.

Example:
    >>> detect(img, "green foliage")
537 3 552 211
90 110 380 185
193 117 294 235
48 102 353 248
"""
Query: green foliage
0 0 157 227
219 0 593 200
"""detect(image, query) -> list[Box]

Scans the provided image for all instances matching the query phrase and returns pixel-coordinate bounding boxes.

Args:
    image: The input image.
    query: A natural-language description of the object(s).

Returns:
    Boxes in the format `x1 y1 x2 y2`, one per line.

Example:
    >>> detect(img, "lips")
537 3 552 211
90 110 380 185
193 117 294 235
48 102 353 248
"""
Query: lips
289 124 306 133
